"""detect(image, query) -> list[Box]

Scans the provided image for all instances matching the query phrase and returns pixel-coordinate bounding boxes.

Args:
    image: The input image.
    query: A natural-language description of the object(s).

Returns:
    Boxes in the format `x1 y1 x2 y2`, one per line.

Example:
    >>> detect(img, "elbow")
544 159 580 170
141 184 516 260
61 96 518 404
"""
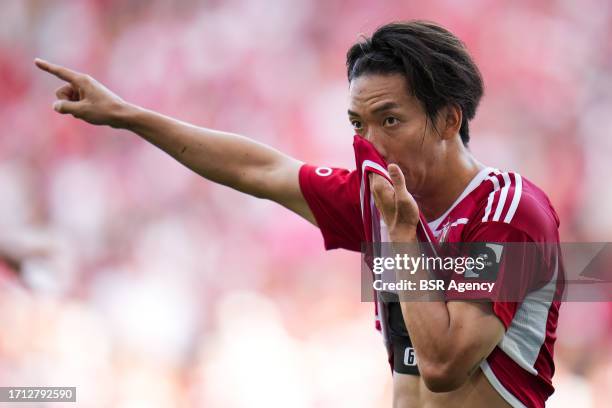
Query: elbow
419 361 468 393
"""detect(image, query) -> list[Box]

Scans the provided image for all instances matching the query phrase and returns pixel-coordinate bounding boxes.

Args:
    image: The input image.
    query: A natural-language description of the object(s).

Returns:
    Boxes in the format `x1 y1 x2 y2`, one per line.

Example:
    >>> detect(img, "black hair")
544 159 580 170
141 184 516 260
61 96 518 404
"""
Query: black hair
346 20 483 145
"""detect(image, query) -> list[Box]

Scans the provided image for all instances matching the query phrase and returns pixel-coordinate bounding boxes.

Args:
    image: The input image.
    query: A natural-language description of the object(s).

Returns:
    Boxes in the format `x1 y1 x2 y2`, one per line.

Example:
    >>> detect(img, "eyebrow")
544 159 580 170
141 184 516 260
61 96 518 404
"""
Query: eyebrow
348 102 401 117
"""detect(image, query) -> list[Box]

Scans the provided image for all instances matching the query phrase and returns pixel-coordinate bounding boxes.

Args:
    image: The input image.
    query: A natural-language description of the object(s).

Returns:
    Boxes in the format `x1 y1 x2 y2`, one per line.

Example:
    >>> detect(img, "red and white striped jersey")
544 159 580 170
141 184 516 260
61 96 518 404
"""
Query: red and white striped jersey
299 161 563 408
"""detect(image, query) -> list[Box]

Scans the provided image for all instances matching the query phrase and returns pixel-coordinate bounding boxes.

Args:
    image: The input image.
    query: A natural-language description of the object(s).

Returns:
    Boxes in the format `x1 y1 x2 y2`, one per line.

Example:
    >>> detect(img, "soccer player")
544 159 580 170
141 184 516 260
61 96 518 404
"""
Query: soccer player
35 21 562 408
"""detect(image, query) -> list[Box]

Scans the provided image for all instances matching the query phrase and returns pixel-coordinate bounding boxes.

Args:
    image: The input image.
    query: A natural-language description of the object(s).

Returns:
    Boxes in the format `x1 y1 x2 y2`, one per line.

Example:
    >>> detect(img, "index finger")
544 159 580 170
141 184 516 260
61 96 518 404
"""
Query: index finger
34 58 81 83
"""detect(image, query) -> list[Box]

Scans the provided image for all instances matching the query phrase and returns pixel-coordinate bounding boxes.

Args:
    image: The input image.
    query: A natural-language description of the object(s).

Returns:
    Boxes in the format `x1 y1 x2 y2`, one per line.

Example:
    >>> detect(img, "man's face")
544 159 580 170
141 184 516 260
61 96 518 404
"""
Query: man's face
348 73 442 196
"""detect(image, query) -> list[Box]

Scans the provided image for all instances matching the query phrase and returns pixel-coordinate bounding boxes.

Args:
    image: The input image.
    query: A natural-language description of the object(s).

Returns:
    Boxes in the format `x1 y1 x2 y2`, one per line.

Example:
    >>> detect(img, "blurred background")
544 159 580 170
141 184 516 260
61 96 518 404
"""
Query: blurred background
1 0 611 406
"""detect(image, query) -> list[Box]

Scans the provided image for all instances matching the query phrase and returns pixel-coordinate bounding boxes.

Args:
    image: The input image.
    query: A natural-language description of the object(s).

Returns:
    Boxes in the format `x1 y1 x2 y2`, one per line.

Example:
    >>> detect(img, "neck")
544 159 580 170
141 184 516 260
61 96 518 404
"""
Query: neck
415 146 484 221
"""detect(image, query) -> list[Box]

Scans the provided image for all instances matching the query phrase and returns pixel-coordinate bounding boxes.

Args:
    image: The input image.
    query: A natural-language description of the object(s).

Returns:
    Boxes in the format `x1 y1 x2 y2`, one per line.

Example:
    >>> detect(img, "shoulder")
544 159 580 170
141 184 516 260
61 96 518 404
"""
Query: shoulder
466 171 560 242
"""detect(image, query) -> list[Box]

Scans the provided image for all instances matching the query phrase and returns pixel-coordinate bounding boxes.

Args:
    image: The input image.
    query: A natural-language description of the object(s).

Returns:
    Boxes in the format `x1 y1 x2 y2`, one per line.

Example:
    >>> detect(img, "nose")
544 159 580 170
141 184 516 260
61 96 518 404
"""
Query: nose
364 129 387 159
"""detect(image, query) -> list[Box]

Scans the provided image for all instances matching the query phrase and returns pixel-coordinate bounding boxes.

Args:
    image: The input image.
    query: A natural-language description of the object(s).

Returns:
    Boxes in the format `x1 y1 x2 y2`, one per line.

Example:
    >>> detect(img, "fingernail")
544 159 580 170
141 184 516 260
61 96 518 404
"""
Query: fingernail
53 101 61 112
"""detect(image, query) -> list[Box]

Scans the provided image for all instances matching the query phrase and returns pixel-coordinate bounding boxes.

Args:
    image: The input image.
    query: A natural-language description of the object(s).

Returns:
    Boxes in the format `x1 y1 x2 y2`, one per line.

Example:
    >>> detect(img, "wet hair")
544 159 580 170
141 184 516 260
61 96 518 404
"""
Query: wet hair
346 20 483 145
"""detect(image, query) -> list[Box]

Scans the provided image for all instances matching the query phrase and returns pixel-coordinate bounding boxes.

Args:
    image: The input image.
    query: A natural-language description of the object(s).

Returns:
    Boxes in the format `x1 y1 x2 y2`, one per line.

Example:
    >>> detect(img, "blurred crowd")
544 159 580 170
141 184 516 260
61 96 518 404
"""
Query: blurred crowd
1 0 611 406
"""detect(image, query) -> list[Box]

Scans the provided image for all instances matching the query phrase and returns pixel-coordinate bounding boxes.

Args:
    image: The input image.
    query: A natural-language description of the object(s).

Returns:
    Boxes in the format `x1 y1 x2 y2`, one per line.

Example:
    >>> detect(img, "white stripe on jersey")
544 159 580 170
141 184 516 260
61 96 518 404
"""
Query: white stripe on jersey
498 254 559 375
492 172 511 222
359 160 390 218
480 360 528 408
483 172 523 224
362 160 389 178
482 170 501 222
504 173 523 223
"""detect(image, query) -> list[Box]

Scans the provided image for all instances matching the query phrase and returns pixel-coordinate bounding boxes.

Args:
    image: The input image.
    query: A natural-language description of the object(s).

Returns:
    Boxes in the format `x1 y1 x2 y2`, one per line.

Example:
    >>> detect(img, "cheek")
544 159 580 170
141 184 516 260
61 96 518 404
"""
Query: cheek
395 128 427 165
395 132 433 190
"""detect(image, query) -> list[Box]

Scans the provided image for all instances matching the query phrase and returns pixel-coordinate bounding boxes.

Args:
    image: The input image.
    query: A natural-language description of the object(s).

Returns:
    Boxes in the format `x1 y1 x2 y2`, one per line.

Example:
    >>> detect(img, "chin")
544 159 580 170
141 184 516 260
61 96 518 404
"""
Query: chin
404 176 417 193
404 174 422 196
399 168 413 185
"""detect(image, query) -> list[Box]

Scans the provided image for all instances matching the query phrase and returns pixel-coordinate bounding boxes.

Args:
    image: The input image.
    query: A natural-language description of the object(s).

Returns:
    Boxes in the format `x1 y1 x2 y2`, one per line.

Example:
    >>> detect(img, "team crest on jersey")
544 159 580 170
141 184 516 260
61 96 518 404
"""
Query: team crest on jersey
438 222 452 243
436 217 469 243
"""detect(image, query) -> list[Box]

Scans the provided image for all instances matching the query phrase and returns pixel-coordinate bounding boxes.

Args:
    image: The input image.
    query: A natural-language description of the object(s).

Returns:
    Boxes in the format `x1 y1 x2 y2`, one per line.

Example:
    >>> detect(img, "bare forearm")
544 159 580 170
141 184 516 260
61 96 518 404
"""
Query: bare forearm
393 239 501 391
401 296 497 392
401 301 453 360
395 241 454 365
117 103 299 197
35 59 314 222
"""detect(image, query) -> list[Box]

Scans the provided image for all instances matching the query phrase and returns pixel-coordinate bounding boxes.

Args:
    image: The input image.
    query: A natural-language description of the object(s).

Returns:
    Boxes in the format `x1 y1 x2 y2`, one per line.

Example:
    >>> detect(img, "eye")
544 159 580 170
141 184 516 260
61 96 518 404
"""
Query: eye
350 120 363 131
383 117 399 127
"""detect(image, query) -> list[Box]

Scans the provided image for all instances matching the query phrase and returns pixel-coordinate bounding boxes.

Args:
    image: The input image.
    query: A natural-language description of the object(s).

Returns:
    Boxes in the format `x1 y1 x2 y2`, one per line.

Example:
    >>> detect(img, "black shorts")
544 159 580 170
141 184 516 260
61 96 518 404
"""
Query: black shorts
387 300 420 376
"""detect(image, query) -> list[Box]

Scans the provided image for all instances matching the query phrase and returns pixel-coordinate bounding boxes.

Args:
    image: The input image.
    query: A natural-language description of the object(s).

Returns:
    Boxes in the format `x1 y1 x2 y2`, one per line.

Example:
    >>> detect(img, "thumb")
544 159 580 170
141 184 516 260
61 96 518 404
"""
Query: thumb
388 164 411 202
53 100 81 115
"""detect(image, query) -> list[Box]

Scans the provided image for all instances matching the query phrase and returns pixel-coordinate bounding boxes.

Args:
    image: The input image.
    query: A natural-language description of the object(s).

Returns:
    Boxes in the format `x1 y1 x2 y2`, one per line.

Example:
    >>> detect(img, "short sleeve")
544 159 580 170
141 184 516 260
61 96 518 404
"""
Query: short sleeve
445 222 546 330
299 164 364 251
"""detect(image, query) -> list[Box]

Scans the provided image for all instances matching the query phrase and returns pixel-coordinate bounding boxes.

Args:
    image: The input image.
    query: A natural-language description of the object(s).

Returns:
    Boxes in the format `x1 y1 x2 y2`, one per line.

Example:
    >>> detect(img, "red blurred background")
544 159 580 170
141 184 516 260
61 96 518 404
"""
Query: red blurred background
1 0 611 406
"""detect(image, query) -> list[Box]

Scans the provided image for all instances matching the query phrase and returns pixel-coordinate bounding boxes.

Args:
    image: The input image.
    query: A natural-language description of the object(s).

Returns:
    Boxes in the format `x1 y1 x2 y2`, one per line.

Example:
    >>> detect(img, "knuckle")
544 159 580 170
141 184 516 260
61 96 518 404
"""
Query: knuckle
76 74 90 85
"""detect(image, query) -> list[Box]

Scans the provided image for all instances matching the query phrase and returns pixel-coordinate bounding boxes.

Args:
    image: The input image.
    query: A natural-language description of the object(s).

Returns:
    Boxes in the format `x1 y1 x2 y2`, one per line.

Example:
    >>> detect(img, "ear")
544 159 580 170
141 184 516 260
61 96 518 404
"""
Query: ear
439 104 462 140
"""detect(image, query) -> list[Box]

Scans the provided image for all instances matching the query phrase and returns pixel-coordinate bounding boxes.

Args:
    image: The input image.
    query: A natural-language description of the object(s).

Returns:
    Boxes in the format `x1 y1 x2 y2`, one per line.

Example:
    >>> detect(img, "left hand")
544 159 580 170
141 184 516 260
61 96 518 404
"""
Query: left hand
34 58 127 127
370 164 420 241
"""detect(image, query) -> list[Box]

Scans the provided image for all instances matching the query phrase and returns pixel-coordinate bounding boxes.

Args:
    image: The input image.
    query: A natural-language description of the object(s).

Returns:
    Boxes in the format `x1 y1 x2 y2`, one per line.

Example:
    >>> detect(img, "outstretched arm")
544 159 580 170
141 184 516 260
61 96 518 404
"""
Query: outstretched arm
34 58 315 224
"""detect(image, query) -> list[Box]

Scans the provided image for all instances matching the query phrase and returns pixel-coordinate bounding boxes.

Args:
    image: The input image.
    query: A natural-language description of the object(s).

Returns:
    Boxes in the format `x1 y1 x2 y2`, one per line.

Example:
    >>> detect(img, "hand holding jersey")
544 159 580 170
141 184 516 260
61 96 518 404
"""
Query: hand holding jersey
369 164 420 242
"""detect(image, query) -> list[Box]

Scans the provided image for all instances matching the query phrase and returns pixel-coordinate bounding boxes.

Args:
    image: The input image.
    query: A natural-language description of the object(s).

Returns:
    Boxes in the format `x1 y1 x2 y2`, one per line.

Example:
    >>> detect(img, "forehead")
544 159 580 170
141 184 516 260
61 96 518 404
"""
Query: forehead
348 73 416 112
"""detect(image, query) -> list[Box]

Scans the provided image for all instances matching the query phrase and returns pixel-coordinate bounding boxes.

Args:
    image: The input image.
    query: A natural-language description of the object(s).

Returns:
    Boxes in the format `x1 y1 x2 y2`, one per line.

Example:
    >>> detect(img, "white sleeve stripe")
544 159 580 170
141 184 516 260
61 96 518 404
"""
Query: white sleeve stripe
359 160 391 219
480 360 528 408
503 173 523 223
362 160 389 178
492 172 511 222
482 174 501 222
